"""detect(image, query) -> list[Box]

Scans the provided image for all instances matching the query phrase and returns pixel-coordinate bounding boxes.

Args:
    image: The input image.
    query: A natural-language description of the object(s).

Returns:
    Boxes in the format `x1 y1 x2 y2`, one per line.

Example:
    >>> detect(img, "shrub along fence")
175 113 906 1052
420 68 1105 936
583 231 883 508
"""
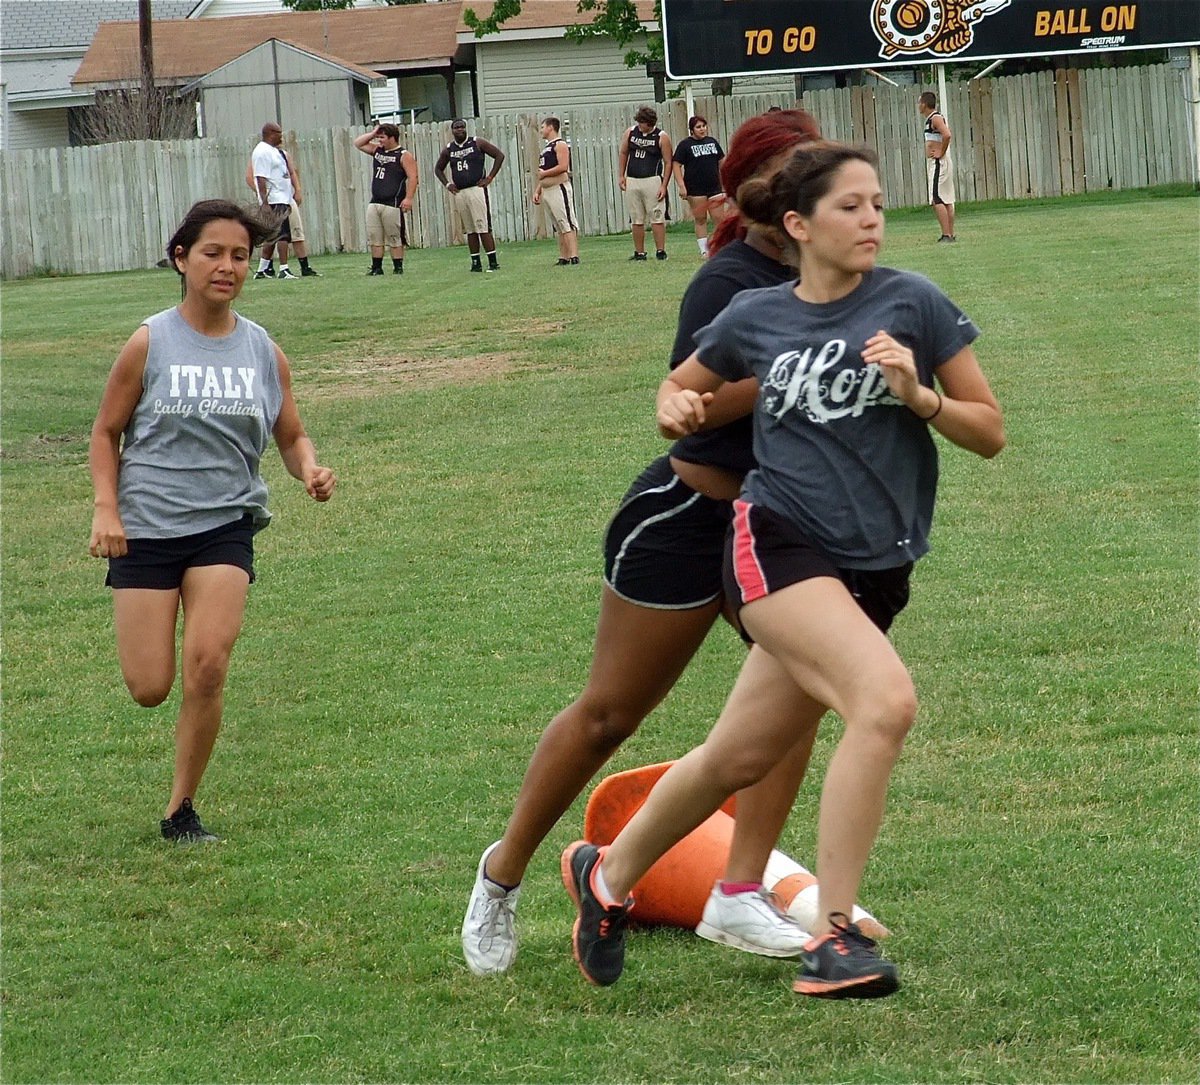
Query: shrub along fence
2 63 1194 278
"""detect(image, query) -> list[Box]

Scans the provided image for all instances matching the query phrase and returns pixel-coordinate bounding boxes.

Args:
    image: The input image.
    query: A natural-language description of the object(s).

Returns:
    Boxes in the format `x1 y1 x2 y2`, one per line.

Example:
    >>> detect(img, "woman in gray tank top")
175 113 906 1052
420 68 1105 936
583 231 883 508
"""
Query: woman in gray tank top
562 144 1005 998
88 199 337 844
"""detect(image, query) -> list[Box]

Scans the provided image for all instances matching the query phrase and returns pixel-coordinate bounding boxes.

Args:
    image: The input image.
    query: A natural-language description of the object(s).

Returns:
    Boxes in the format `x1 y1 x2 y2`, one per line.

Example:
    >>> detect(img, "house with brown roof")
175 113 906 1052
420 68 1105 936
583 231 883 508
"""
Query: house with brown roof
73 2 473 131
0 0 198 150
68 1 794 142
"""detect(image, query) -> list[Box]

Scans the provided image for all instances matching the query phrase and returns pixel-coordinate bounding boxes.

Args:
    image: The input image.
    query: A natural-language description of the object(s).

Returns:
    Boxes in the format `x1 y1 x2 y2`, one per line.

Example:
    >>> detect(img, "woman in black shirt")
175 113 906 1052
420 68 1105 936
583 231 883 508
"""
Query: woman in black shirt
672 116 725 259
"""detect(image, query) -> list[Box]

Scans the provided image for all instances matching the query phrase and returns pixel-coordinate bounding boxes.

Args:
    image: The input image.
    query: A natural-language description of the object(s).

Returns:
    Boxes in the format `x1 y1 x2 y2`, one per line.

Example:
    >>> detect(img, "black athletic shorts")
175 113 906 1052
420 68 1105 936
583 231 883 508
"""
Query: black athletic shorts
724 499 912 638
603 455 733 609
106 514 256 590
269 203 293 243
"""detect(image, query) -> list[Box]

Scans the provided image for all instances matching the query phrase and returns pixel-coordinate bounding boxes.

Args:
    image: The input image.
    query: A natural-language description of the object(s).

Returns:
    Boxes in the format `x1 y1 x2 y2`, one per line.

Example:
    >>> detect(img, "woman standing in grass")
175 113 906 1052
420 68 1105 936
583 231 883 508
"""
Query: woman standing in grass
561 143 1004 997
463 110 826 976
672 115 726 259
88 199 336 843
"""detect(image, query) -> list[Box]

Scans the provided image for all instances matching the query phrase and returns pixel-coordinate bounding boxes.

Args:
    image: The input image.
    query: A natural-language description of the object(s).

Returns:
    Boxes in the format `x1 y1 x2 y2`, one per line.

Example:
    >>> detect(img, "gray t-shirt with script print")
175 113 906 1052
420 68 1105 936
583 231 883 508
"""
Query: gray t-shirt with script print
693 267 978 570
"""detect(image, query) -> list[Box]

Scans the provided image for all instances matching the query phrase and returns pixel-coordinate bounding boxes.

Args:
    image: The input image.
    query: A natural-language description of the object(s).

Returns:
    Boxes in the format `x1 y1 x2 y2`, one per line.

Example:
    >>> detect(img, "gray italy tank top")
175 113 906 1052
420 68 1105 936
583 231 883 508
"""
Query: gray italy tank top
117 306 283 538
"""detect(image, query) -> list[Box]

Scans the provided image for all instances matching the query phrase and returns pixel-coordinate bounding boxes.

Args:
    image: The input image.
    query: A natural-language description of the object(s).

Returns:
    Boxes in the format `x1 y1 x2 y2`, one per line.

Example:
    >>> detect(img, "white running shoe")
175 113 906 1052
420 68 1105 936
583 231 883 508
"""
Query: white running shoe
695 885 810 958
462 841 521 976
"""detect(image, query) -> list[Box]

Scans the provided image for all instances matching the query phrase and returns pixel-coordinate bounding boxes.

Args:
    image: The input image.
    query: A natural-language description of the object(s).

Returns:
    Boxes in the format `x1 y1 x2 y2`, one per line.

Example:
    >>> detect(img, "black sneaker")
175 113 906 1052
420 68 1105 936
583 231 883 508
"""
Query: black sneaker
470 262 484 272
253 271 270 280
555 258 570 266
488 259 500 271
160 798 220 844
792 912 898 999
569 257 580 265
393 265 404 275
560 841 632 986
630 252 648 261
367 267 384 276
300 266 321 277
655 250 668 261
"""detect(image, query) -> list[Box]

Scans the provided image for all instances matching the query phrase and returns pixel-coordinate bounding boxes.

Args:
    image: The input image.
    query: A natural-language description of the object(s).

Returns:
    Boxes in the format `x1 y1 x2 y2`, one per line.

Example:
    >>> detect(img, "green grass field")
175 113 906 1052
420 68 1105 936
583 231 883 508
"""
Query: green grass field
3 189 1197 1084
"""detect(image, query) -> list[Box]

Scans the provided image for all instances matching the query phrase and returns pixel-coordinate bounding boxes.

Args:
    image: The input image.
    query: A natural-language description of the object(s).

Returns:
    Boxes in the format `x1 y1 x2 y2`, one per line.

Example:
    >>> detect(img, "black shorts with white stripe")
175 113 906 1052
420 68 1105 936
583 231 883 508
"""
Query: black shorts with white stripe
603 455 732 609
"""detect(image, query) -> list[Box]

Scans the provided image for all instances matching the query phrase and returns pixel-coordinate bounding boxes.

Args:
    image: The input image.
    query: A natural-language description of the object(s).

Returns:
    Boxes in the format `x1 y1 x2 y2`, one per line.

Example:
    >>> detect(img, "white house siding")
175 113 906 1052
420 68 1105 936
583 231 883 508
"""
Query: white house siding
475 37 662 117
4 107 70 150
724 73 797 97
474 35 801 119
193 0 302 15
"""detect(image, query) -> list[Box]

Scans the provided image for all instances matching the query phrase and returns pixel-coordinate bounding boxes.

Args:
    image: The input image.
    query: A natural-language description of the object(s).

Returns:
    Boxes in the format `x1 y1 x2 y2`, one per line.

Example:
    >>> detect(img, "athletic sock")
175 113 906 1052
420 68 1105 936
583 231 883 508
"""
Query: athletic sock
482 861 519 894
258 258 271 273
392 258 404 272
371 257 383 272
592 858 621 908
719 881 763 896
299 257 310 271
698 237 709 257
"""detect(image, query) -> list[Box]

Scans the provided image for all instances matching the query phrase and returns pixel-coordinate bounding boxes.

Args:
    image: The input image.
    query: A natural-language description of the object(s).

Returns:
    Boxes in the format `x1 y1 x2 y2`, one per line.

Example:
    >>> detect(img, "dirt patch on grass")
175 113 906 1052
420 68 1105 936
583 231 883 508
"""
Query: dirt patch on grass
296 318 565 398
302 351 519 398
0 432 88 463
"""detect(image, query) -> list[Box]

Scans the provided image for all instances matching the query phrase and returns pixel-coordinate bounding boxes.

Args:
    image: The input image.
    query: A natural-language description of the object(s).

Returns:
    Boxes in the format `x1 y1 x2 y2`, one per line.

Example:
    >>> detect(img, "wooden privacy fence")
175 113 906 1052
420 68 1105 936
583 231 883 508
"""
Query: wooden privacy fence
2 63 1194 278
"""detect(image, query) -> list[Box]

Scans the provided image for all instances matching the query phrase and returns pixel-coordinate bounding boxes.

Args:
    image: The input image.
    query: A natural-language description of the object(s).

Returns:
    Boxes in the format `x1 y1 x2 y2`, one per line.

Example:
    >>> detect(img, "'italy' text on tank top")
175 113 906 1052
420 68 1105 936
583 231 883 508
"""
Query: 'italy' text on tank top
153 364 266 421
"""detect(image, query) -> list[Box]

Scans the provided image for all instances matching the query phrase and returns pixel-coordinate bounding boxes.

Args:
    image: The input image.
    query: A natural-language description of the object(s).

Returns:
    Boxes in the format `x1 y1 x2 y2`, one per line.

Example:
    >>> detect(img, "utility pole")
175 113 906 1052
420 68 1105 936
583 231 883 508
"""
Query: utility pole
139 0 157 138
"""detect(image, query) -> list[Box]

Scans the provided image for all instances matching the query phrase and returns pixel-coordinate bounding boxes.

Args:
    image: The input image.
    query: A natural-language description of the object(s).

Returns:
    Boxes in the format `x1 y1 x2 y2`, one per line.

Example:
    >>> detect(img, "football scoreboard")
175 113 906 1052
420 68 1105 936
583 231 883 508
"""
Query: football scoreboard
661 0 1200 80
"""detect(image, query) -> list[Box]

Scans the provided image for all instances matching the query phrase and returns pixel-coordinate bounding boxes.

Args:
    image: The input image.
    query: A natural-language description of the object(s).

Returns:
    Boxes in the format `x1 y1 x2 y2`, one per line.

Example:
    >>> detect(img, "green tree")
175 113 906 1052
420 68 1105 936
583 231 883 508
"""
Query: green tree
464 0 662 67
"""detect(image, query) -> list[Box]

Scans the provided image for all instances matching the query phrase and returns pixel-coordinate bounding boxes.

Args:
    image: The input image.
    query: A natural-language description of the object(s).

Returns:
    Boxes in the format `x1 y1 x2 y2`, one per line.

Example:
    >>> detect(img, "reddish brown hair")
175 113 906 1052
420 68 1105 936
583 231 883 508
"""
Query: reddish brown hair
737 142 880 270
710 108 822 255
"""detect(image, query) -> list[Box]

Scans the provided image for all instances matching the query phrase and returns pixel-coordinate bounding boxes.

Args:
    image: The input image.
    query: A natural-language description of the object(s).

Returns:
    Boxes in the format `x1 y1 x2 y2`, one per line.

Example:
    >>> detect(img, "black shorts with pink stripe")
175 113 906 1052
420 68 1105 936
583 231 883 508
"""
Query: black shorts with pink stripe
723 500 912 637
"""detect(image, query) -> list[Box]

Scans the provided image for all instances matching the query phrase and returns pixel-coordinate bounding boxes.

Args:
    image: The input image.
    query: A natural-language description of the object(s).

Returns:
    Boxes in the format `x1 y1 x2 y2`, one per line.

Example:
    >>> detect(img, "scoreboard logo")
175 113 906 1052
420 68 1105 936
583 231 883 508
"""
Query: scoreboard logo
871 0 1012 58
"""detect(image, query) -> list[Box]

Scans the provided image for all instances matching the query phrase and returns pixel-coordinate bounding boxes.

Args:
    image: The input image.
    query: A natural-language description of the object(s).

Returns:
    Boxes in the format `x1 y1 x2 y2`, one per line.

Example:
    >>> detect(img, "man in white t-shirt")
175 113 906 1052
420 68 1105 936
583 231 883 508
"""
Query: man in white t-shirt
251 122 301 279
245 136 319 279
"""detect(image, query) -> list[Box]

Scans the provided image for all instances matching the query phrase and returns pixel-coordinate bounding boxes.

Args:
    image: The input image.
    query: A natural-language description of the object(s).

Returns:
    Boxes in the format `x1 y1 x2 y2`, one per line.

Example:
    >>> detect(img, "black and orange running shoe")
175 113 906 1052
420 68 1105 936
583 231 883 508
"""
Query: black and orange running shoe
792 912 899 999
560 841 633 987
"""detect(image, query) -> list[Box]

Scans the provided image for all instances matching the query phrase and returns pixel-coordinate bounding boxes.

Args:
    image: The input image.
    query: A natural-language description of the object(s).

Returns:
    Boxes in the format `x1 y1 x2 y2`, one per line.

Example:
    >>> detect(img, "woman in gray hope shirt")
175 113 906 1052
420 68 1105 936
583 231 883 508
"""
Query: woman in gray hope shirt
89 199 336 843
562 143 1004 999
